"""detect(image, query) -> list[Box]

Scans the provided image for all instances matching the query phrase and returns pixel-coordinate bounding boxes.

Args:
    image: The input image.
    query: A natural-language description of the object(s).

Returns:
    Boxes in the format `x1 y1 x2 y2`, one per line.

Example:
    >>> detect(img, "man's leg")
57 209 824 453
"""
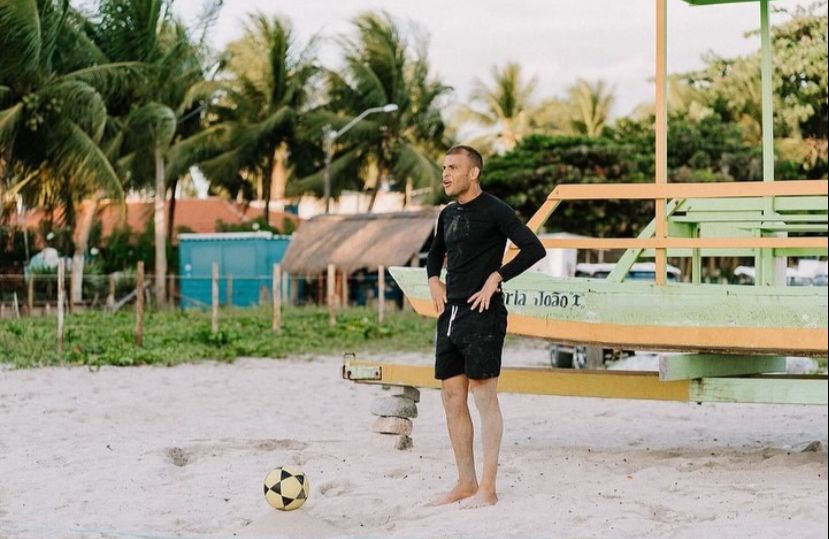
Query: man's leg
430 373 478 505
462 376 502 507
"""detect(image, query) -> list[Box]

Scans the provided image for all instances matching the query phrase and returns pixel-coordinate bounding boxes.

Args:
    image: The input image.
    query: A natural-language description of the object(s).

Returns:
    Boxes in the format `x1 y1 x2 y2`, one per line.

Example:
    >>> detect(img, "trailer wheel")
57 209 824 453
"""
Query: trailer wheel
549 344 573 368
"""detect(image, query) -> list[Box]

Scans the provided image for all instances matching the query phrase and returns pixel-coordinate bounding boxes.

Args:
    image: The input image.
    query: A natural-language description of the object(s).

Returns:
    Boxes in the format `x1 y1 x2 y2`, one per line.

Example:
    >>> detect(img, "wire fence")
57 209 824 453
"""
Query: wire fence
0 262 406 323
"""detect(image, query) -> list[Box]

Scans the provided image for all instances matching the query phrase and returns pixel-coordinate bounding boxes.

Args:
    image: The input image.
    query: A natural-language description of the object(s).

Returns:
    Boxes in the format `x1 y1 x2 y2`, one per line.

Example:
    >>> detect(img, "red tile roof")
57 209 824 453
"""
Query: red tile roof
24 198 300 244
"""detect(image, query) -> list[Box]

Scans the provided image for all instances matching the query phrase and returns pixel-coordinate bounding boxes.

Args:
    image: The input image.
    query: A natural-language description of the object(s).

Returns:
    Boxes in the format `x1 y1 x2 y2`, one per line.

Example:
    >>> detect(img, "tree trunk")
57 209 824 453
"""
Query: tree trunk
403 177 413 208
154 147 167 305
271 143 288 205
167 176 178 244
262 151 278 227
70 195 100 305
268 142 288 229
366 163 386 213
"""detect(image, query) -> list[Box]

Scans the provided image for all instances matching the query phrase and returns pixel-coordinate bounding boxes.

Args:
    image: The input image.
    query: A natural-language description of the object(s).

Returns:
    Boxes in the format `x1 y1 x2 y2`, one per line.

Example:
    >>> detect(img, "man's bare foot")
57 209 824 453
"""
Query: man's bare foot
459 489 498 509
426 483 478 506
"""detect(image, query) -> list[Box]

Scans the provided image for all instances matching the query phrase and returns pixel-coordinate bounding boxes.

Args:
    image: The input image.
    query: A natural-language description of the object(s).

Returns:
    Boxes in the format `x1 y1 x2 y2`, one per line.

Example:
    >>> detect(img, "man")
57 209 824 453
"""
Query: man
426 145 545 508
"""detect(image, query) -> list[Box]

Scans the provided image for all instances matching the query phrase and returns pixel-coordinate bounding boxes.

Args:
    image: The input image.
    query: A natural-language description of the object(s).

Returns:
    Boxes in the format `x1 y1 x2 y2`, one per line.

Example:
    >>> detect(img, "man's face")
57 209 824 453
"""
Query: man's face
442 153 478 198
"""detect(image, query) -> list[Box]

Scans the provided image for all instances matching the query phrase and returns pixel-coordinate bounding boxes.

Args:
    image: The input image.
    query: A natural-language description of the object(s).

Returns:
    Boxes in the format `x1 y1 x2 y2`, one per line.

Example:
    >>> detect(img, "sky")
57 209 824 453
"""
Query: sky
174 0 817 119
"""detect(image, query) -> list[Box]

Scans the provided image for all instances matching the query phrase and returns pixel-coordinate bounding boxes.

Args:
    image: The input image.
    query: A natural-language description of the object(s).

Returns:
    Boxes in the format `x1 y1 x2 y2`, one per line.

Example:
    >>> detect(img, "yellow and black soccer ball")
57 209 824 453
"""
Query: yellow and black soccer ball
263 466 310 511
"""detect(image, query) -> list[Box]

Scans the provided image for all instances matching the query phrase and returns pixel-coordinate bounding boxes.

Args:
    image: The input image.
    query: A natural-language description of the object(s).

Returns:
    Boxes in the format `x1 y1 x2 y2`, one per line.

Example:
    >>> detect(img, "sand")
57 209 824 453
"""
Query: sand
0 341 826 539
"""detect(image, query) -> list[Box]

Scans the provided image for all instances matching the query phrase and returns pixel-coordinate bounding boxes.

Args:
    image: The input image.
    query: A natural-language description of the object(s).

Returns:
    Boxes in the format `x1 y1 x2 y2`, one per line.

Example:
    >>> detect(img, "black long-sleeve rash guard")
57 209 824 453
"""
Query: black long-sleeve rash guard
426 192 546 301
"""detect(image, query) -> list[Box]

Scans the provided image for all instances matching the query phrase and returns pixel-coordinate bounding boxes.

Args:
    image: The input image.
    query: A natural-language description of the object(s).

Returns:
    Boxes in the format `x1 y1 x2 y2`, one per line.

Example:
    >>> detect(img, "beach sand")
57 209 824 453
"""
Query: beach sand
1 341 826 539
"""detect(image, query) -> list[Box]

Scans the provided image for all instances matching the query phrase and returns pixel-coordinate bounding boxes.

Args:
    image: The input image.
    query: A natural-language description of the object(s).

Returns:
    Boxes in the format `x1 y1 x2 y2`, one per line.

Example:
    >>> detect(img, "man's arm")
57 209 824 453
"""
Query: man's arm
495 208 546 282
426 211 447 315
468 204 545 312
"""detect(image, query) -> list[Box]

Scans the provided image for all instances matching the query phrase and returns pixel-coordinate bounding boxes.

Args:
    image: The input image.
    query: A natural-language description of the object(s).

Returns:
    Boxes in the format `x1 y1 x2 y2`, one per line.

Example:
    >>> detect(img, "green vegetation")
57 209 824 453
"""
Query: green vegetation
0 307 436 369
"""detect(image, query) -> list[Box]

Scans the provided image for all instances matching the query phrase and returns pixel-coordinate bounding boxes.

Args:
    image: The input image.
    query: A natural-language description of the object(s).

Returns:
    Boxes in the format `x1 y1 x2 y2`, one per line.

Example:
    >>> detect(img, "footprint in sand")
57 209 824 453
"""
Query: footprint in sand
255 439 308 451
166 447 190 467
318 480 354 497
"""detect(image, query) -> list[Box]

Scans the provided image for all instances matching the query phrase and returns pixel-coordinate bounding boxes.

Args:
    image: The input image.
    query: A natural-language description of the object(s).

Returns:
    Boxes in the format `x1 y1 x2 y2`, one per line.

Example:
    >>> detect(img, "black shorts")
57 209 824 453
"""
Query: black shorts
435 294 508 380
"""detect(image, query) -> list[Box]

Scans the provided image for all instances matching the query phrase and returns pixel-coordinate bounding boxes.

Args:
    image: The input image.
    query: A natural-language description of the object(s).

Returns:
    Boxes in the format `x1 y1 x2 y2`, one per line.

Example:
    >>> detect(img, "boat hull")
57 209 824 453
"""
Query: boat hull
390 267 828 356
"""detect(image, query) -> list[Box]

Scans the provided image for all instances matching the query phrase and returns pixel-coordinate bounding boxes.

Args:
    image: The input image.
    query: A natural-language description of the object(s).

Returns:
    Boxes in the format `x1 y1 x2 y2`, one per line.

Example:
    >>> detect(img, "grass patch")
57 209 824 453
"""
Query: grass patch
0 306 435 369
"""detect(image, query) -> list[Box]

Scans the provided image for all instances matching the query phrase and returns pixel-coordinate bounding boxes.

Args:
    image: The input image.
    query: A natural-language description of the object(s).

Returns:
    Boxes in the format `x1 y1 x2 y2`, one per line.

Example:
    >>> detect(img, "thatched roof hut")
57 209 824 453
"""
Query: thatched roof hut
281 209 439 275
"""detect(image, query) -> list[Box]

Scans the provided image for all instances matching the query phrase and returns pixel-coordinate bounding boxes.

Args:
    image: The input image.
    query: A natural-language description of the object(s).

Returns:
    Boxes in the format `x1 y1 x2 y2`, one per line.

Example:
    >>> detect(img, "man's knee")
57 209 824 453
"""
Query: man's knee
469 378 499 408
441 376 469 411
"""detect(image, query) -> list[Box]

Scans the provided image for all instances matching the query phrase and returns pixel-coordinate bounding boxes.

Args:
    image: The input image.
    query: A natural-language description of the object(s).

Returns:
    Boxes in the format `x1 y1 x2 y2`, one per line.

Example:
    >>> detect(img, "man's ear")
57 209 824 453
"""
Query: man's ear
470 166 481 181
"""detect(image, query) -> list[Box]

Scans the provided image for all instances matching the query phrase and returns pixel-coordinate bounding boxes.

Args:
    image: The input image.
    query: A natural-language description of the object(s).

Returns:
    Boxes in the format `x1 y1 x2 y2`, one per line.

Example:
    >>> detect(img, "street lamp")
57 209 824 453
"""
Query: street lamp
322 103 398 214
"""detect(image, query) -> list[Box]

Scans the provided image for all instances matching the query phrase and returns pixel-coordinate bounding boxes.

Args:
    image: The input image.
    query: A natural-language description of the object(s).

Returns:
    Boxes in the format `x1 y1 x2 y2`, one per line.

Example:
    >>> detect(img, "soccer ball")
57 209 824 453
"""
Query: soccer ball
263 466 310 511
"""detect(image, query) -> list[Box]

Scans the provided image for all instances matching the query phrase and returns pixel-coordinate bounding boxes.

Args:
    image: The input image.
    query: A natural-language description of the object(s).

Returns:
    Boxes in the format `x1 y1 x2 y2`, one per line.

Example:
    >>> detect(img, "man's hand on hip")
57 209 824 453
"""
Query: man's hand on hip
468 271 503 312
428 276 447 315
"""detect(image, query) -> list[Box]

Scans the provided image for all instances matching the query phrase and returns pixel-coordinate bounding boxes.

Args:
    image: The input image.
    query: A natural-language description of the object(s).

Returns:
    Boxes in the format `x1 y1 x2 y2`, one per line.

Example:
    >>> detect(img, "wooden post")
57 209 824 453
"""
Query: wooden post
289 274 298 306
136 261 144 346
327 263 336 327
226 273 233 307
378 265 385 323
282 270 291 307
211 262 219 334
68 264 76 314
27 275 34 316
654 0 668 285
317 274 324 304
57 259 65 353
341 269 349 308
12 292 20 319
272 264 282 334
107 274 116 311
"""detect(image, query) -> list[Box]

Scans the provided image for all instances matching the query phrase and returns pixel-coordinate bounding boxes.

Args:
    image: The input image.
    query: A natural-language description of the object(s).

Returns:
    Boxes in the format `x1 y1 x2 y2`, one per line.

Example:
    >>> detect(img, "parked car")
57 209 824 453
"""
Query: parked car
574 261 682 281
733 265 828 286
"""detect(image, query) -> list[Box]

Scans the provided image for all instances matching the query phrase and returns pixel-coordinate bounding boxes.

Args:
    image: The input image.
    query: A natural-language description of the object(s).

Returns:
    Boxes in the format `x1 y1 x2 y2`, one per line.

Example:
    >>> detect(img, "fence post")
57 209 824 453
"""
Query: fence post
136 261 144 346
211 262 219 335
12 293 20 319
68 264 75 314
378 265 385 323
273 263 282 334
282 269 291 307
226 273 233 307
27 275 34 316
57 259 65 353
341 269 349 308
107 274 116 311
327 264 336 327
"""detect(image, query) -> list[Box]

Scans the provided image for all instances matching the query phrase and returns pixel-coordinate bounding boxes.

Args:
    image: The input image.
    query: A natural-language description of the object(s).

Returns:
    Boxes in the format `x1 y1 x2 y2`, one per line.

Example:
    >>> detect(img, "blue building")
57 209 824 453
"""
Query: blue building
178 232 291 308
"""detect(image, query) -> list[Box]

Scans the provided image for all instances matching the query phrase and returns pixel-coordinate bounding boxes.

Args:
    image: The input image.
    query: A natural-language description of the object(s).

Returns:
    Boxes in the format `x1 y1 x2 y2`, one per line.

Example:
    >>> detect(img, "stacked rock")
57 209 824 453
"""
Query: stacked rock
370 385 420 450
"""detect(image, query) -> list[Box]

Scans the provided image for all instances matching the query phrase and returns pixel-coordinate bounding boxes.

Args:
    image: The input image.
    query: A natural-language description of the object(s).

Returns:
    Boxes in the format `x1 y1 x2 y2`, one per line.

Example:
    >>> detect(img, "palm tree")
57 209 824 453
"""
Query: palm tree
455 62 538 154
298 12 449 210
179 14 319 224
88 0 215 303
564 79 615 137
0 0 139 302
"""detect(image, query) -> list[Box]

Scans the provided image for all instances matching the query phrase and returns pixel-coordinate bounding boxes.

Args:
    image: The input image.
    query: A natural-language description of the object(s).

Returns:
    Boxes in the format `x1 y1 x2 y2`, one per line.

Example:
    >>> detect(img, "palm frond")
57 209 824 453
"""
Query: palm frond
0 0 42 82
60 61 146 99
394 142 440 190
166 123 234 179
0 103 24 144
126 102 177 150
47 120 124 201
42 79 108 142
290 147 361 196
